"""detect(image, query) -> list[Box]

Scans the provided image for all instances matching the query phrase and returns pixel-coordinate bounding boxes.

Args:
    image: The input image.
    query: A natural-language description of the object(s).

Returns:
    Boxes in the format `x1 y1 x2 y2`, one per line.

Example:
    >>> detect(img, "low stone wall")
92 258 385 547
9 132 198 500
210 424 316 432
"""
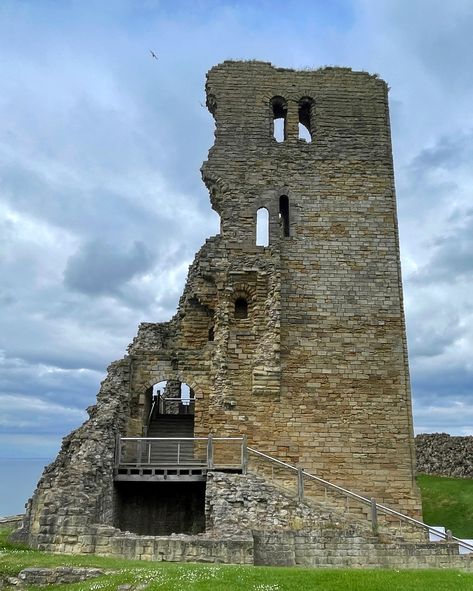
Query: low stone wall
71 525 254 564
416 434 473 478
254 530 473 570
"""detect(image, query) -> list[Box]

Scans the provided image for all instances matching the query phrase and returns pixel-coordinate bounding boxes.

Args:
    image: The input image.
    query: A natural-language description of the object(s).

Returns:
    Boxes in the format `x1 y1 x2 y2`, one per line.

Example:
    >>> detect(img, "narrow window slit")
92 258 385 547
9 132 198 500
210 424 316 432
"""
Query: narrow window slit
279 195 290 237
256 207 269 246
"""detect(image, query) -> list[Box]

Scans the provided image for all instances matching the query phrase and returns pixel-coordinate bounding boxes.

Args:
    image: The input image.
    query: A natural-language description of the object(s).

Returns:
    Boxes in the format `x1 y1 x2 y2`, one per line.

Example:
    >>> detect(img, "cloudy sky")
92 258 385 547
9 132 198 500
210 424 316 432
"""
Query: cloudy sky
1 0 473 514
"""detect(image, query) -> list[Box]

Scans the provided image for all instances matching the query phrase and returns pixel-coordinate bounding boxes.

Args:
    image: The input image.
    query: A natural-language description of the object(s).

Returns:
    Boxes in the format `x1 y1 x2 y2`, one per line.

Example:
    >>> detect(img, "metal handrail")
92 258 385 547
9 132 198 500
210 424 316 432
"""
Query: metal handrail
158 397 196 402
121 436 244 441
116 436 247 471
247 447 473 553
146 398 157 431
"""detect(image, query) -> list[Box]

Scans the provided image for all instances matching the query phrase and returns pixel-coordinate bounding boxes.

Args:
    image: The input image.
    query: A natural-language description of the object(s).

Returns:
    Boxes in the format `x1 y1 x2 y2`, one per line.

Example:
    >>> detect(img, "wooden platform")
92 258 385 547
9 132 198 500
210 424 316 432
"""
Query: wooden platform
115 465 208 481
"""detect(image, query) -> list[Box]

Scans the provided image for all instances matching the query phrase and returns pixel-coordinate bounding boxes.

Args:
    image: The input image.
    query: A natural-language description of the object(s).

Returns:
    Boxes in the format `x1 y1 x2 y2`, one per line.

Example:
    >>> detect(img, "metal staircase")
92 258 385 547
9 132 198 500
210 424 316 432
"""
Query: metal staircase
146 415 195 463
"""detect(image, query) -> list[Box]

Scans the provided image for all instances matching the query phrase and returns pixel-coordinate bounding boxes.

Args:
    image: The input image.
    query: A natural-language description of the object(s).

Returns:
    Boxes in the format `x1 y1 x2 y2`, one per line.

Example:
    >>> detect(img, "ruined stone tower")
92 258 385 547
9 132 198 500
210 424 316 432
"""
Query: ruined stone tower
16 61 422 556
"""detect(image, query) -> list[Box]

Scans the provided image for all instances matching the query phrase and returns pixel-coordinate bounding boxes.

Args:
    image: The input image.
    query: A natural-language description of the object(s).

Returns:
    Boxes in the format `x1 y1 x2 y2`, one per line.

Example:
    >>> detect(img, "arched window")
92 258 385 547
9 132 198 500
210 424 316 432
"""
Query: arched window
234 297 248 319
279 195 290 237
256 207 269 246
271 96 287 143
298 97 313 143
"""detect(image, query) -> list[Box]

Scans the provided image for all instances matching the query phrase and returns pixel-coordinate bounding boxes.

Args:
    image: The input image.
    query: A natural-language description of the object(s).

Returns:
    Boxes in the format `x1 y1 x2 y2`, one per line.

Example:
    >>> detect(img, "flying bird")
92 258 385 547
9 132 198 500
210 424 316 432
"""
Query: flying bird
150 50 158 60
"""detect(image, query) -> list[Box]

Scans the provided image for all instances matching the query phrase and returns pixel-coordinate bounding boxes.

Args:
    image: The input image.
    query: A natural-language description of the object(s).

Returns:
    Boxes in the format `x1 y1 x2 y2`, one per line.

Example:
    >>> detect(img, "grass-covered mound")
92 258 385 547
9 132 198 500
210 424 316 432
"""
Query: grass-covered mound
417 474 473 539
2 528 473 590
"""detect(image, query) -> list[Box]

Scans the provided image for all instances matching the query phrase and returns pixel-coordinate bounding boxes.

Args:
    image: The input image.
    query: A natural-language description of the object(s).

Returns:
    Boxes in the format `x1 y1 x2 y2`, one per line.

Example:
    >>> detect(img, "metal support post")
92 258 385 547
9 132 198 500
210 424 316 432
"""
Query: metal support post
137 440 143 466
370 498 378 534
297 467 304 502
242 435 248 474
114 432 121 468
207 434 214 469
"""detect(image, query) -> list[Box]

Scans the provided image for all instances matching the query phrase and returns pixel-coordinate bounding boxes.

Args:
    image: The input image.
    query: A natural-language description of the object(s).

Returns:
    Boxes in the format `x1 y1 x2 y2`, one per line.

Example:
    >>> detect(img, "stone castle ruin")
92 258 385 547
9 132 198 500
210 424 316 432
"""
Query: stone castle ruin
16 61 471 568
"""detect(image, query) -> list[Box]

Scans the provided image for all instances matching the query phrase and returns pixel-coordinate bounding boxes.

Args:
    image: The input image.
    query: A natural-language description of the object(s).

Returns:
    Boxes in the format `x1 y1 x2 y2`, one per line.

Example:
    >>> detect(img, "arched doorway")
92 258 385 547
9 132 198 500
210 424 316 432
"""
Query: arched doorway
149 379 195 420
114 379 204 535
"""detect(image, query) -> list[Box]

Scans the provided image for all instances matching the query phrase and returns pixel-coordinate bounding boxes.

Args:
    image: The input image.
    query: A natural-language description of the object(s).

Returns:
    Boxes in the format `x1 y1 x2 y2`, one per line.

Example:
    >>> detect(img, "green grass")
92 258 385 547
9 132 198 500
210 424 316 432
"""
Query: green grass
417 474 473 539
2 528 473 590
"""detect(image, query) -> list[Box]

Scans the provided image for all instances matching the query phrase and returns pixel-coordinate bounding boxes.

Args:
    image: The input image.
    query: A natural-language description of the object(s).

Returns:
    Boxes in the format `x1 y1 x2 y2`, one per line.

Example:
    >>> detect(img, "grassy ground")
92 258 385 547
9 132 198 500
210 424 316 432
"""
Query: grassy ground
417 474 473 539
2 528 473 590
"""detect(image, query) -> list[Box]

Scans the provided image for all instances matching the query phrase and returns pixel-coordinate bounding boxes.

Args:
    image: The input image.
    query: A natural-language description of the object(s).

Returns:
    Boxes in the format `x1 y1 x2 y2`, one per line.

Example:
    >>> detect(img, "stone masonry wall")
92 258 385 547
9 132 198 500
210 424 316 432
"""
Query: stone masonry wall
201 61 420 515
254 530 473 569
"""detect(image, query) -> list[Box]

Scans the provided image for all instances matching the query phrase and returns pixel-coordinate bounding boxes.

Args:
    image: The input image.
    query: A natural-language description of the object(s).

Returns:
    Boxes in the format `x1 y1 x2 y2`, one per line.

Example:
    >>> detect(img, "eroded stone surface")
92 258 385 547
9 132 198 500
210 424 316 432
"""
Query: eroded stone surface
205 471 367 535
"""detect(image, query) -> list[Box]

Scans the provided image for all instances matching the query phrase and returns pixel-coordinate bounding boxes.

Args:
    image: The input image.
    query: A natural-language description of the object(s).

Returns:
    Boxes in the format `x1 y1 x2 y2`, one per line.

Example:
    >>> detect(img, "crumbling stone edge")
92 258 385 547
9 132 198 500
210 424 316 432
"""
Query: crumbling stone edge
1 567 104 588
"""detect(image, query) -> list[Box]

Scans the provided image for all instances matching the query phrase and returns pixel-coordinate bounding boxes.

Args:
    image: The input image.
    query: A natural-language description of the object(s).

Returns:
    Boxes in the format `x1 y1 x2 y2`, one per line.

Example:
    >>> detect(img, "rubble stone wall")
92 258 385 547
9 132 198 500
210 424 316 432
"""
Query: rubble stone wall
416 434 473 478
13 359 131 549
205 471 370 535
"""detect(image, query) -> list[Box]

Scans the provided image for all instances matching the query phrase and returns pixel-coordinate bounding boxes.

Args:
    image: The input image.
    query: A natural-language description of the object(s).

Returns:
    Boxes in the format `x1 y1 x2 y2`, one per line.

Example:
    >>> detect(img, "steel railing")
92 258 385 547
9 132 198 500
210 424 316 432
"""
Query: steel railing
144 398 157 435
247 447 473 553
116 435 247 471
154 395 196 415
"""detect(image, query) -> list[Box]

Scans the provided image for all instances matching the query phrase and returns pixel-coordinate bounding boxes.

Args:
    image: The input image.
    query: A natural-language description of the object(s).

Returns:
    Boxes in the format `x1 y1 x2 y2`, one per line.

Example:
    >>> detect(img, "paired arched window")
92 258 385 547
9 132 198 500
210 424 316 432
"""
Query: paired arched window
271 96 287 143
270 96 314 143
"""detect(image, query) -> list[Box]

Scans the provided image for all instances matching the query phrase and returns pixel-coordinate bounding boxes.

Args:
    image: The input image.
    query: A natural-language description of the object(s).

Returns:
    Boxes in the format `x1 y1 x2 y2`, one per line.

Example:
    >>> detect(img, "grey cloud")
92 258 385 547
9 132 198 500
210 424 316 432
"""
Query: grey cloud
410 216 473 285
0 351 105 407
409 132 473 175
0 290 16 306
407 307 464 358
0 393 86 436
411 363 473 434
64 240 154 296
